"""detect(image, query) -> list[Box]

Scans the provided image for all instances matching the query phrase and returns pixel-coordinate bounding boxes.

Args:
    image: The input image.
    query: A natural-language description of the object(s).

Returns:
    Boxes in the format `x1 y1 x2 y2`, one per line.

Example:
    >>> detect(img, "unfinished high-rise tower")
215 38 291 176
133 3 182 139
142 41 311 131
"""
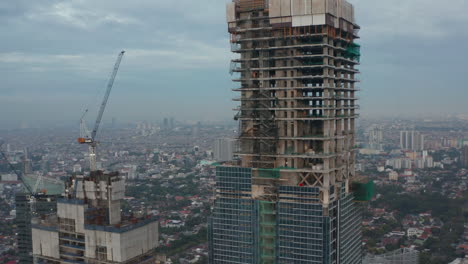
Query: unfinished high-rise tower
209 0 369 263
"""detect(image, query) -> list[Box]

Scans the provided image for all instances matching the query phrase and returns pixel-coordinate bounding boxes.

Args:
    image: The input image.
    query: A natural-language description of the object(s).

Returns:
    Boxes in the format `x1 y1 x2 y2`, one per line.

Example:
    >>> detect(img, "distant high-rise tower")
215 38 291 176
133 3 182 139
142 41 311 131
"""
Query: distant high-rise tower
367 125 384 150
16 193 57 264
209 0 365 263
170 117 175 129
23 148 32 175
111 117 116 128
400 131 424 151
16 193 33 264
462 145 468 168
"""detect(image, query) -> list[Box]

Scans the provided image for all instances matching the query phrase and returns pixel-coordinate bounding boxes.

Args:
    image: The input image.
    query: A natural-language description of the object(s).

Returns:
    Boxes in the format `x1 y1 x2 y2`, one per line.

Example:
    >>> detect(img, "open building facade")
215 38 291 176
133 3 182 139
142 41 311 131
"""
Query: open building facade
209 0 366 263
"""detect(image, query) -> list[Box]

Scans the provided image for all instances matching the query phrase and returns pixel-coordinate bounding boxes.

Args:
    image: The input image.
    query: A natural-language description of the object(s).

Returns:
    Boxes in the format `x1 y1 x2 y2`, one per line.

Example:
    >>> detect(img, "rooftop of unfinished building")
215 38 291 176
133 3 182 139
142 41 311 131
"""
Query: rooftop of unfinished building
233 0 355 5
228 0 358 27
31 214 59 231
86 170 120 181
85 215 158 234
32 211 158 234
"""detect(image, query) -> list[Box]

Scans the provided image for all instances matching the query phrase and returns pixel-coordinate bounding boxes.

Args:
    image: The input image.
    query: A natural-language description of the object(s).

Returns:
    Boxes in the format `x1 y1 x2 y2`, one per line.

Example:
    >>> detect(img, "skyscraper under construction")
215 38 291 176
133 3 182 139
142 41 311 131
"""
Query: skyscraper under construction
209 0 369 263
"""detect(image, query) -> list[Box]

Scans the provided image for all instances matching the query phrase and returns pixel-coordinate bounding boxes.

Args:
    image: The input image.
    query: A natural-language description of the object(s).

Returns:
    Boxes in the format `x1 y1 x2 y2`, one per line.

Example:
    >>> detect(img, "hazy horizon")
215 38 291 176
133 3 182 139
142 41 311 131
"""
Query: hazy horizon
1 0 468 129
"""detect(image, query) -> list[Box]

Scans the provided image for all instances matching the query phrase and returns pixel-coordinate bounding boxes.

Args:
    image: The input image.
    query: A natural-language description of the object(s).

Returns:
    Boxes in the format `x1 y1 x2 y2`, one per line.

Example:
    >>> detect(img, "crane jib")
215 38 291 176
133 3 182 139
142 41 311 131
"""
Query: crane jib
91 50 125 141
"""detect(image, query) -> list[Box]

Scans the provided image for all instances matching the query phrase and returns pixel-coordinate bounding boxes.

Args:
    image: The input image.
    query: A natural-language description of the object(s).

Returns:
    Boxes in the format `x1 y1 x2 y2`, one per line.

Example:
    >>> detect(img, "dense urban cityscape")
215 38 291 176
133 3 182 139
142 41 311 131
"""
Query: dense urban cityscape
0 116 466 263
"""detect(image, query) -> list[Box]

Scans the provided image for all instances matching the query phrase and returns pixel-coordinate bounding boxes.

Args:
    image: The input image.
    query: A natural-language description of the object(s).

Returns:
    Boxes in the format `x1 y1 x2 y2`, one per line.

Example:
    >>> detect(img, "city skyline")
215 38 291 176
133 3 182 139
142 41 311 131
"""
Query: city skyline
1 0 468 129
0 105 467 263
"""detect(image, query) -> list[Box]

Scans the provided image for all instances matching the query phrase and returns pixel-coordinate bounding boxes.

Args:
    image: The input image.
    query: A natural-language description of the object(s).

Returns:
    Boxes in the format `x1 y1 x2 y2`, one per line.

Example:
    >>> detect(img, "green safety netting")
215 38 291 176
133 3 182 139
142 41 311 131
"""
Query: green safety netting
257 167 295 179
344 43 361 62
258 200 276 263
352 180 374 201
259 201 275 213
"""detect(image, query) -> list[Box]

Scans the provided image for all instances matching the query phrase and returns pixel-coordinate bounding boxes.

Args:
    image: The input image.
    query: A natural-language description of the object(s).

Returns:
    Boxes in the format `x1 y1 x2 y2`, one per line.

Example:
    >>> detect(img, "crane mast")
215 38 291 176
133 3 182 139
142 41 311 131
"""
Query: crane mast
78 51 125 171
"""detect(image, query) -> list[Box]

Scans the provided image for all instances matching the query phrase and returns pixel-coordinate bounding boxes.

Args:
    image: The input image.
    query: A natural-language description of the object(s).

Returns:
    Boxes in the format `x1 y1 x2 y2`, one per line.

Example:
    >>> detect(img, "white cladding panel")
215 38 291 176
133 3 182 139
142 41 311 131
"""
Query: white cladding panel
269 0 282 17
109 200 121 225
292 15 313 27
282 16 292 24
303 15 313 25
57 202 86 233
111 180 125 200
32 228 60 259
304 0 312 15
270 0 355 26
292 0 312 16
312 0 326 14
85 230 120 261
76 180 84 199
270 17 282 24
326 0 338 17
342 1 354 23
84 181 96 200
226 2 236 23
313 14 326 25
99 181 108 200
292 15 301 26
120 221 159 261
281 0 292 16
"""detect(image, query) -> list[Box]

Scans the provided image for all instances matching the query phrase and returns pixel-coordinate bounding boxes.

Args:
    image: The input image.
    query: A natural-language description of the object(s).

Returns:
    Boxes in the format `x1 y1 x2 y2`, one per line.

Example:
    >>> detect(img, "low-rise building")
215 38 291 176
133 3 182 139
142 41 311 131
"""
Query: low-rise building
407 227 424 238
389 171 399 181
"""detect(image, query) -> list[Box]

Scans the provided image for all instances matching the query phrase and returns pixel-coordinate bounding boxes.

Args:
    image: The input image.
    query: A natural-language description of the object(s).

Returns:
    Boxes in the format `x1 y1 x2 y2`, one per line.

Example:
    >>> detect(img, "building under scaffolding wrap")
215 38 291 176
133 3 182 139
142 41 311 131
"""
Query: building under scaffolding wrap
209 0 368 263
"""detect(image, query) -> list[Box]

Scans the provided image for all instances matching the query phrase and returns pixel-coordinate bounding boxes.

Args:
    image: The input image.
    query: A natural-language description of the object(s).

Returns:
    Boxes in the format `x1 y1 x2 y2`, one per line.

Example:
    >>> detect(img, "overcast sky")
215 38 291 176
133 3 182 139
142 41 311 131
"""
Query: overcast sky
1 0 467 128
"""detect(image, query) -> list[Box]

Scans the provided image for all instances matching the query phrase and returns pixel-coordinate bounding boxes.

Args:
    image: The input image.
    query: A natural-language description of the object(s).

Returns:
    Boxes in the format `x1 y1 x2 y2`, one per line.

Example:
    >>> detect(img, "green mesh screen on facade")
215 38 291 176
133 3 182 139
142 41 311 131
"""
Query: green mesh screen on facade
257 168 281 179
258 201 276 264
352 180 374 202
344 43 361 62
257 167 294 179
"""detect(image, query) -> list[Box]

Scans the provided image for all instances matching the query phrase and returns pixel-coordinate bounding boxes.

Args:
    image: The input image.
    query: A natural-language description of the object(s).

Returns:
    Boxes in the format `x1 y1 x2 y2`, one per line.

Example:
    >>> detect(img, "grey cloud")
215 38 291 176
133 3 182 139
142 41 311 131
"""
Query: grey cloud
350 0 468 41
